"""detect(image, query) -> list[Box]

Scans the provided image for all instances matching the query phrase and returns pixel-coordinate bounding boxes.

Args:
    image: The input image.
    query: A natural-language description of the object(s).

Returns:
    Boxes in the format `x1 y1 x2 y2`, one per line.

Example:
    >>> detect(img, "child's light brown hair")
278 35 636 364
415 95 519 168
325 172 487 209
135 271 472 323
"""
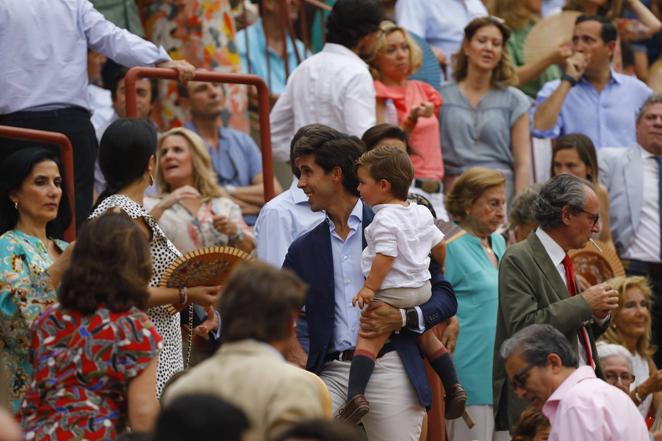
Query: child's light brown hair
356 145 414 200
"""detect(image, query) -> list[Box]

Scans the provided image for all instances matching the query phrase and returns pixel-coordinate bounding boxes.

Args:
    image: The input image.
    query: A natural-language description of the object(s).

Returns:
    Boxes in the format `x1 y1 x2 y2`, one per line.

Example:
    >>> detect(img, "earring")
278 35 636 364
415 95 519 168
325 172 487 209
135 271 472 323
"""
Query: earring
13 200 18 210
148 173 154 186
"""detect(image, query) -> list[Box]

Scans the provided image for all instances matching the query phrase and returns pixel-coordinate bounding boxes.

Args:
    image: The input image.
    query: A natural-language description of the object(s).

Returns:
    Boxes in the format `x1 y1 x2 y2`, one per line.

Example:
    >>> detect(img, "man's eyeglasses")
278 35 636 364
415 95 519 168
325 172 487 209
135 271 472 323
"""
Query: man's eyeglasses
604 372 635 384
511 364 535 390
580 209 600 227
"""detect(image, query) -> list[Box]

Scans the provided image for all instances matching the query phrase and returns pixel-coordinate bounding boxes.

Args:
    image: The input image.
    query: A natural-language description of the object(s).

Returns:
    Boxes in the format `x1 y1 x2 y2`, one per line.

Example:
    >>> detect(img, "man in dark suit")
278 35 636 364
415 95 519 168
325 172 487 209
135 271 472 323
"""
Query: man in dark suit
283 128 457 440
493 174 620 431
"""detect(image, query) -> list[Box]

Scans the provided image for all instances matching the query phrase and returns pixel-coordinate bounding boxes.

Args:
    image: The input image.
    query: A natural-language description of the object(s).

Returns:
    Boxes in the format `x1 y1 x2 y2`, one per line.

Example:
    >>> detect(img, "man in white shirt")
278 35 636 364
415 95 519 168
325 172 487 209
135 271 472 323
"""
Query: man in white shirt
395 0 487 77
0 0 194 225
502 324 649 441
254 124 340 267
269 0 382 162
599 93 662 367
493 174 620 431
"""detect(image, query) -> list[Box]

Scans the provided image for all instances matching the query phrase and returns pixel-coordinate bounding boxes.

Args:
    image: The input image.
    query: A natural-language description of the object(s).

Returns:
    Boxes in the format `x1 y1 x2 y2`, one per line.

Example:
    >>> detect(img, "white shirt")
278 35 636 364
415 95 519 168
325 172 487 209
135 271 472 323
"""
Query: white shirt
631 352 654 418
536 228 608 366
269 43 376 162
362 203 443 289
395 0 487 76
0 0 170 114
254 178 325 268
622 145 661 262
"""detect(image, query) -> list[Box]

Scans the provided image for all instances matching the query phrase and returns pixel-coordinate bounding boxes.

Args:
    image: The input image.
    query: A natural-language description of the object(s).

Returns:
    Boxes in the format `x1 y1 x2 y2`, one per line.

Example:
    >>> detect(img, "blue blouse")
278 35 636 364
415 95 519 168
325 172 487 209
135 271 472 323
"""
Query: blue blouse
444 230 505 405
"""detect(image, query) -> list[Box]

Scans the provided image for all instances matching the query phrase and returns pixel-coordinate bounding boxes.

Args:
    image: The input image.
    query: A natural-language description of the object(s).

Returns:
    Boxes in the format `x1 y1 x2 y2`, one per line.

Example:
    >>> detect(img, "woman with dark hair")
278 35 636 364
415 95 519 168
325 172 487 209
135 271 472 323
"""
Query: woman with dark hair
439 17 532 202
20 213 161 440
550 133 612 244
90 118 221 397
0 147 73 413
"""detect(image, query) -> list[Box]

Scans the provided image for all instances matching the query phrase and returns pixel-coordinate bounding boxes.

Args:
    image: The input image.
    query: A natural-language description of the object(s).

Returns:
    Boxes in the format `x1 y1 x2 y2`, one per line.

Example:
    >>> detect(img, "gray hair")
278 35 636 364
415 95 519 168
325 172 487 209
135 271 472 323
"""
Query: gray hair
534 174 593 229
596 342 633 372
500 324 578 368
509 183 543 228
636 93 662 123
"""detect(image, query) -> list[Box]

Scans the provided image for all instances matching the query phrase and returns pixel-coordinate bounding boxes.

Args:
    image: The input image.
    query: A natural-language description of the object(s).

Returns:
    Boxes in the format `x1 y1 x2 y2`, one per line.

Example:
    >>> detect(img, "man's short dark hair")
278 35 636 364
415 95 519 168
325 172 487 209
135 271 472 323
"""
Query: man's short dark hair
289 124 345 177
361 123 410 152
326 0 383 50
107 67 158 104
575 15 618 44
293 135 366 197
220 262 307 343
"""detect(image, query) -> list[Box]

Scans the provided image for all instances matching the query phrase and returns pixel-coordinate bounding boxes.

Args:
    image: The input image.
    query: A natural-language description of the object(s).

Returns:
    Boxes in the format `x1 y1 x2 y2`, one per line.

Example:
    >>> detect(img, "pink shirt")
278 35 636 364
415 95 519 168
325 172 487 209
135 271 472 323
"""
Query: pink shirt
543 366 649 441
374 80 444 180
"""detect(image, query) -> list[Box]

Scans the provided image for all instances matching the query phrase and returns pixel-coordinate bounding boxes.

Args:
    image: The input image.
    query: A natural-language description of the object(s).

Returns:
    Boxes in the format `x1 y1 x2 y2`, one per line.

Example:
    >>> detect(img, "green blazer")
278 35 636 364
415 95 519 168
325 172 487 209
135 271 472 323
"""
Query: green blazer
492 232 607 431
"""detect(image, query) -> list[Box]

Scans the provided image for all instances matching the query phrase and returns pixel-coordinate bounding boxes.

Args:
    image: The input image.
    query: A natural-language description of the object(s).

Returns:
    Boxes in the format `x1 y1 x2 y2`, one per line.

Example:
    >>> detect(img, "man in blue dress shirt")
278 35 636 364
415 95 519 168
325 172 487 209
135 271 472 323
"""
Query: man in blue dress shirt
532 15 651 149
0 0 194 226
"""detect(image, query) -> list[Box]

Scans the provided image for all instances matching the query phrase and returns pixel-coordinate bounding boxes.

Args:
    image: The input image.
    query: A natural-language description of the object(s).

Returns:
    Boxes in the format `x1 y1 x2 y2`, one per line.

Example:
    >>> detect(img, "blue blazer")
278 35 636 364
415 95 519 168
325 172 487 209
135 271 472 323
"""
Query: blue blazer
283 204 458 407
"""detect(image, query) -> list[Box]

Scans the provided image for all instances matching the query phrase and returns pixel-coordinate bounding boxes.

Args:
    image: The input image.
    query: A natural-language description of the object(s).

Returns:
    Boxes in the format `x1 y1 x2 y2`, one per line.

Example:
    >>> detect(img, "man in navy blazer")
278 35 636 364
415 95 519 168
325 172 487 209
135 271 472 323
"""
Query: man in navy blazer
283 127 457 440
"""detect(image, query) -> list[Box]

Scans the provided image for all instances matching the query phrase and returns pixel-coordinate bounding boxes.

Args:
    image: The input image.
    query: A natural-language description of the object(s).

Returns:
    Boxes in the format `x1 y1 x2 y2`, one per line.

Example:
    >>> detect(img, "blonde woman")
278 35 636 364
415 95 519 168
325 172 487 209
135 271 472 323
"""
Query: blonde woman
145 127 254 254
439 17 531 202
368 21 446 218
600 276 662 419
493 0 571 98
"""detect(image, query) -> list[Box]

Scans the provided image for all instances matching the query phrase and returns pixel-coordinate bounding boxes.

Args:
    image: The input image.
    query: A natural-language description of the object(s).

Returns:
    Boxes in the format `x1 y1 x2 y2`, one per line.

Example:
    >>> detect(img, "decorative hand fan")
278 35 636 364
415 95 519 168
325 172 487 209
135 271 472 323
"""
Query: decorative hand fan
568 240 625 288
160 246 255 315
524 11 581 64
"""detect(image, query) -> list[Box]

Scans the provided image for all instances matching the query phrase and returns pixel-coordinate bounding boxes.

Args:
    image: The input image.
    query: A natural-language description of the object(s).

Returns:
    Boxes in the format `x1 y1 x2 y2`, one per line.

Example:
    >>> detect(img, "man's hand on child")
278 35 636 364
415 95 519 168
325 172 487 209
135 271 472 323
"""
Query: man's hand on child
352 286 375 309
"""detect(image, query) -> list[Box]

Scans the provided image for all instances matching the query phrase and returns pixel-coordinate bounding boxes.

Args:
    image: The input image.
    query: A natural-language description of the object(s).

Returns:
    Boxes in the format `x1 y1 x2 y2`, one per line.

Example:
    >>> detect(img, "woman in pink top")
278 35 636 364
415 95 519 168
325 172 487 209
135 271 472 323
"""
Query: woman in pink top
368 20 447 220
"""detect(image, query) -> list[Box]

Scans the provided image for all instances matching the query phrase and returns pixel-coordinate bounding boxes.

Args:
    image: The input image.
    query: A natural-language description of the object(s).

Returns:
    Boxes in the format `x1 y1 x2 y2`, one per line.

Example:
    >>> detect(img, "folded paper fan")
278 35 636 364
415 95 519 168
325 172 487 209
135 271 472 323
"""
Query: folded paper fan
568 240 624 288
160 246 255 314
524 11 581 64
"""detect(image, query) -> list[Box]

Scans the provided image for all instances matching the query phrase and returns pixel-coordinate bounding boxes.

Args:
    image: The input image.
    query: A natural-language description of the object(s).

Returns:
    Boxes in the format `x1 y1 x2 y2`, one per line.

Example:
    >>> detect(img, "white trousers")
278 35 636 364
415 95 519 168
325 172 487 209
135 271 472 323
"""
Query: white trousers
320 351 425 441
446 405 510 441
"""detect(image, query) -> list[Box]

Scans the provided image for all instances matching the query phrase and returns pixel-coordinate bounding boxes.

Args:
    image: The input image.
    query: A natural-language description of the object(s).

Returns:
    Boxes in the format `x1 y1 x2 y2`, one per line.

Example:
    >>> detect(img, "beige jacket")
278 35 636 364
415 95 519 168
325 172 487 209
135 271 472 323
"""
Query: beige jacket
163 340 331 440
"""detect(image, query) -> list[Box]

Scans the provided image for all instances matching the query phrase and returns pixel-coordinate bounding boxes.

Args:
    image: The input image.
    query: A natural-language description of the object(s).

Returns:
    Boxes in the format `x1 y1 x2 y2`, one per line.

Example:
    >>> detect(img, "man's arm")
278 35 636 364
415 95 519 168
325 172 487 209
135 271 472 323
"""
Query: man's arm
343 71 376 138
254 203 294 268
498 252 593 336
270 85 295 163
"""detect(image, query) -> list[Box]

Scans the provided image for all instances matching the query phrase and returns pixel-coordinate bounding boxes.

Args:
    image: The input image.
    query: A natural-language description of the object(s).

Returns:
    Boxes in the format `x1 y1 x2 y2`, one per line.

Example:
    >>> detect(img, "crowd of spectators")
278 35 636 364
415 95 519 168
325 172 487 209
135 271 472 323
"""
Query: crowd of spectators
2 0 662 440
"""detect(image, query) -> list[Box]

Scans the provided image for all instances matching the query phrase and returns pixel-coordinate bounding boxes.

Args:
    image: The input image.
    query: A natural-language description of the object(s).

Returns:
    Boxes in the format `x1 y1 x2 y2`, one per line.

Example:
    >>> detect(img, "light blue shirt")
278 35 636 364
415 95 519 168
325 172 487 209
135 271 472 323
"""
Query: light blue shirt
532 70 651 148
236 20 308 95
395 0 487 75
0 0 170 114
254 178 325 268
329 199 365 352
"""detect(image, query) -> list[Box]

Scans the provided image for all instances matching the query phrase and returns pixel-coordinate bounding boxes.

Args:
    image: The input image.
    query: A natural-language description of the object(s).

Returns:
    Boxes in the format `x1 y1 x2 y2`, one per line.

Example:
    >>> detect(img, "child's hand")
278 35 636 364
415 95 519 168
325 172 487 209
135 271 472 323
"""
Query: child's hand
352 286 375 309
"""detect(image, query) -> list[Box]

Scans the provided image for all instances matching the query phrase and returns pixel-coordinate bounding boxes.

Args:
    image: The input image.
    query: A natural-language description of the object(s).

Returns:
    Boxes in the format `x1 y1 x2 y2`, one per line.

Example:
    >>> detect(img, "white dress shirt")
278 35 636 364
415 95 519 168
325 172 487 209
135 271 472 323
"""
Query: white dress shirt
536 228 607 366
622 145 661 262
269 43 376 162
0 0 170 114
254 178 325 268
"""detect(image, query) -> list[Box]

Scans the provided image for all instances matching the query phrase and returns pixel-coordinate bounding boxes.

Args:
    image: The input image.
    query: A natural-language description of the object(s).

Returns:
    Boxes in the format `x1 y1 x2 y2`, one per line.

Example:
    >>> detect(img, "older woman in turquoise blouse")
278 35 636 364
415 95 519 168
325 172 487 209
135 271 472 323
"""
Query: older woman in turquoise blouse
0 148 72 413
443 167 507 441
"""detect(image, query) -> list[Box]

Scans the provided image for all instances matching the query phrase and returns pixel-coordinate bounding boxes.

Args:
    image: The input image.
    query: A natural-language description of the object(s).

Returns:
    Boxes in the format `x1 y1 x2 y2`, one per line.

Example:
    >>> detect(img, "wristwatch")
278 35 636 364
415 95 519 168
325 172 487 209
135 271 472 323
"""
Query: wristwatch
562 74 578 87
405 307 419 330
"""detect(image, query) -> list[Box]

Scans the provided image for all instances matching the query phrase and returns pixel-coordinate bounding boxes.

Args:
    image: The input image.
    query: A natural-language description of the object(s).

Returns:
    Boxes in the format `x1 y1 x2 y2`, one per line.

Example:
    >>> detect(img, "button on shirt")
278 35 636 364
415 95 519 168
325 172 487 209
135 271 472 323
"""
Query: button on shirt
395 0 487 76
532 70 651 149
543 366 649 441
329 200 365 352
0 0 170 114
269 43 376 162
254 179 325 268
622 145 662 262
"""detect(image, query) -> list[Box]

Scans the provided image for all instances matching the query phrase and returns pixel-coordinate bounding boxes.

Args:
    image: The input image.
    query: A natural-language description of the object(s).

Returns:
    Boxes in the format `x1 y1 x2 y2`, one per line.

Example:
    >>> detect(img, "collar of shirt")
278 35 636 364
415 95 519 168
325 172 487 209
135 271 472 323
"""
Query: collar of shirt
639 143 657 161
326 198 363 238
578 67 621 87
536 227 566 269
253 339 285 361
542 366 596 423
250 20 301 58
321 43 368 68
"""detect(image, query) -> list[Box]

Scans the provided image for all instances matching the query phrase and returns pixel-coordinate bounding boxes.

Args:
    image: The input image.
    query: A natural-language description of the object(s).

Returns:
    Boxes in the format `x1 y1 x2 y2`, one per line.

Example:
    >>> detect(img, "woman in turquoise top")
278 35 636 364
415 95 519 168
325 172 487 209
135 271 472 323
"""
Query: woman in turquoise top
0 148 72 413
443 167 507 441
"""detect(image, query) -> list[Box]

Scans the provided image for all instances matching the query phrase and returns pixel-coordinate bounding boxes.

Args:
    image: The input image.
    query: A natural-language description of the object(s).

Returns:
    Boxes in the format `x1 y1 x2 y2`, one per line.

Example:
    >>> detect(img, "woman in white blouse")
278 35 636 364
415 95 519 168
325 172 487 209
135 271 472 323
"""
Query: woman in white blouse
145 127 254 254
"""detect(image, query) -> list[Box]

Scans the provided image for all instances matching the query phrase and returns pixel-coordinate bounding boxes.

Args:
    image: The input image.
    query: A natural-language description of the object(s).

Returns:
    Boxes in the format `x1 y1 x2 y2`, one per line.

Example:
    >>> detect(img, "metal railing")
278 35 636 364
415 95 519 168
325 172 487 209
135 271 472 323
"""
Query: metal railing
0 125 77 241
124 67 276 202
